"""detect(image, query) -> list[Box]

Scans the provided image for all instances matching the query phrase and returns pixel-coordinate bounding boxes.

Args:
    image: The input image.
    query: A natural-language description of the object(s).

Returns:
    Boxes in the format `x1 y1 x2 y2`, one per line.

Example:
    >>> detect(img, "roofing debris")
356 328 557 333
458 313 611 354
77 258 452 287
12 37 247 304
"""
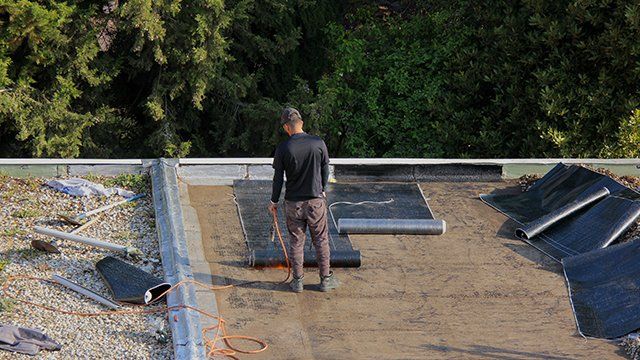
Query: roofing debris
0 324 61 356
45 178 135 198
0 175 171 358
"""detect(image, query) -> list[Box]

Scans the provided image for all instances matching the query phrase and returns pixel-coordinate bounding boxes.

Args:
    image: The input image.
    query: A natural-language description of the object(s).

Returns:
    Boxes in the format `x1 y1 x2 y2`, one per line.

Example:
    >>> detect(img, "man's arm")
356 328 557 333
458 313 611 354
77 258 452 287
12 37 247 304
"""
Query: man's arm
321 140 330 193
271 167 284 204
271 146 284 205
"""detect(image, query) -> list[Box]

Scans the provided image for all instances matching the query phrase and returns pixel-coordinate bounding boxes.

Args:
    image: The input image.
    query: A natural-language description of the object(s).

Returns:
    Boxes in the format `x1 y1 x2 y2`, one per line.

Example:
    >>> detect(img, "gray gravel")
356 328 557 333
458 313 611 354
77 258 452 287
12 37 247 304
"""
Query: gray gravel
0 175 173 359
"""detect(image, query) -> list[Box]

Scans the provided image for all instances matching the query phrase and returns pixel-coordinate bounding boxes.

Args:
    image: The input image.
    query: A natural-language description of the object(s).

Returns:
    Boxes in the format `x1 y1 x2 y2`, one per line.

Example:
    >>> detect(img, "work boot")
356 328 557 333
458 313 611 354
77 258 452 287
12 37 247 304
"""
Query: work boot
289 275 304 293
319 271 339 292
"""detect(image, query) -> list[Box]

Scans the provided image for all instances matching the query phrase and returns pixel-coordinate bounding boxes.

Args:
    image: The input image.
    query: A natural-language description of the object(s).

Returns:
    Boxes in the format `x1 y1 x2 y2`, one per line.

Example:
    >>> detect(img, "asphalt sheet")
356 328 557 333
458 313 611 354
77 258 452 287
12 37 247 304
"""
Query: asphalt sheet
480 163 640 261
563 237 640 338
233 180 433 267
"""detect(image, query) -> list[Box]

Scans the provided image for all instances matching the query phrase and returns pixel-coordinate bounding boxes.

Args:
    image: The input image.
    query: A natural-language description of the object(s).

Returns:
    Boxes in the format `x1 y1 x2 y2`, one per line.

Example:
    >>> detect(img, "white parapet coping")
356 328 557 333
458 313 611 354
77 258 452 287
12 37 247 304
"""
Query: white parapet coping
177 158 640 181
0 158 636 166
0 158 638 179
178 158 640 166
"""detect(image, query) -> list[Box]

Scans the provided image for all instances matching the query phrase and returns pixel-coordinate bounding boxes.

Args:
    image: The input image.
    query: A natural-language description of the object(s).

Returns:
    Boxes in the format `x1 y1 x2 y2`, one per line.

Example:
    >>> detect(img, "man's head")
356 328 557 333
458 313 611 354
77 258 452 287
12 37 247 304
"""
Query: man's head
280 107 303 136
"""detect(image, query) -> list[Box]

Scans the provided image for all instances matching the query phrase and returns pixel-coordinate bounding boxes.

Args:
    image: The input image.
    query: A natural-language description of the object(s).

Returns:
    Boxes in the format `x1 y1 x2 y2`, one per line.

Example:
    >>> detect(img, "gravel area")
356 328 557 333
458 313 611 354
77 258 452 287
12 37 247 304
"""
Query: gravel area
0 174 173 359
623 334 640 359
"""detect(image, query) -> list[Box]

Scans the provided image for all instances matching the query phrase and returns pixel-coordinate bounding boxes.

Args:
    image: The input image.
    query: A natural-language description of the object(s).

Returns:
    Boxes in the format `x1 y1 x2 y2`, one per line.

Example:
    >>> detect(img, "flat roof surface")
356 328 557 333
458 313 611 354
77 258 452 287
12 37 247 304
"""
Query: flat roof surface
183 181 622 359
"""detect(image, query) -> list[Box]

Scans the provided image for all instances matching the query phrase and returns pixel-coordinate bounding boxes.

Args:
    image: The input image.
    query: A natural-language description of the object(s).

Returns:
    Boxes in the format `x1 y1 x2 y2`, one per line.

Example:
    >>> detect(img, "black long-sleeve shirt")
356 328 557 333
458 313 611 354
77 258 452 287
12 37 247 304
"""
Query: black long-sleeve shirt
271 133 330 203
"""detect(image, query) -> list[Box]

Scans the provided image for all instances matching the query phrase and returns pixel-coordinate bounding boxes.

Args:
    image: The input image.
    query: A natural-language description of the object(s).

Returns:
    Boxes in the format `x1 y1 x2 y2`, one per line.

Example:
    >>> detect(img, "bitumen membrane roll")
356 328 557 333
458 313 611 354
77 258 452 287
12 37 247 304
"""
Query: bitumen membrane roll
481 163 640 261
96 256 171 304
515 187 610 240
249 250 361 268
338 218 446 235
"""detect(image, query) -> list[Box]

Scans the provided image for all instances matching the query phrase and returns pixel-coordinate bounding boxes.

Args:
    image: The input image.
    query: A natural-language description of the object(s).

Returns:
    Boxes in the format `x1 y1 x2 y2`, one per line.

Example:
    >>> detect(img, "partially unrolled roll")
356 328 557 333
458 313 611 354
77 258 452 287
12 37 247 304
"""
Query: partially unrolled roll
96 256 170 304
515 186 610 240
337 218 446 235
249 250 361 268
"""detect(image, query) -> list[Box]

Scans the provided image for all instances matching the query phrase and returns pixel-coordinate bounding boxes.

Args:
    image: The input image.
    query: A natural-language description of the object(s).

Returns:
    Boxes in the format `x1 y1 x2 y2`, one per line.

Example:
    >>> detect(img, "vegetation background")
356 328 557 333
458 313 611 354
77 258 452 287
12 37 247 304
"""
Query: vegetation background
1 0 639 158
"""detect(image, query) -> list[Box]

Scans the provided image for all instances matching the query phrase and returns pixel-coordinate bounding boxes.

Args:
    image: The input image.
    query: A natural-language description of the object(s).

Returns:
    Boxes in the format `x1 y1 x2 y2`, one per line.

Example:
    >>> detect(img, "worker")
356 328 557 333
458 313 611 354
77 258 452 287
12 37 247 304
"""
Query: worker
268 107 339 293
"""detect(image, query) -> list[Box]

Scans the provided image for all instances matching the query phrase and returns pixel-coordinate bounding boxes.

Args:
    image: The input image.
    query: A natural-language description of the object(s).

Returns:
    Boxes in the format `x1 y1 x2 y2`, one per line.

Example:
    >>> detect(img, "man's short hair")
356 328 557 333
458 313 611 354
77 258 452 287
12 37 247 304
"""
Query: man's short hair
280 107 302 126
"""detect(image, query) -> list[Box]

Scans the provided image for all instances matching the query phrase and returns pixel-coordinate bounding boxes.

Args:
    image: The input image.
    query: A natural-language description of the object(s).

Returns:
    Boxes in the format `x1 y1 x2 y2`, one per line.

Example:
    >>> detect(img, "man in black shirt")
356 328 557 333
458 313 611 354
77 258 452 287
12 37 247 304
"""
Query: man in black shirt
268 107 339 293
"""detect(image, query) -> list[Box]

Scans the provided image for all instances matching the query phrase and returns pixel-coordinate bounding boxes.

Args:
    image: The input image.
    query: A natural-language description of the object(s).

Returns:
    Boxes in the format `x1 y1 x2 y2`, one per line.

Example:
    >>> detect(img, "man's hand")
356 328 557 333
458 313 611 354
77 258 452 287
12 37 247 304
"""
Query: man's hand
267 201 278 215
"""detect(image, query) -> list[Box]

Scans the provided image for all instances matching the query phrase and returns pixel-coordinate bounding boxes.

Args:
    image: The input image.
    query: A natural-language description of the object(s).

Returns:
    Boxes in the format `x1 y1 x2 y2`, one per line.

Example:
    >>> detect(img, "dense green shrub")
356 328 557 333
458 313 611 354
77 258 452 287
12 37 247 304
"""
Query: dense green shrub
303 1 640 157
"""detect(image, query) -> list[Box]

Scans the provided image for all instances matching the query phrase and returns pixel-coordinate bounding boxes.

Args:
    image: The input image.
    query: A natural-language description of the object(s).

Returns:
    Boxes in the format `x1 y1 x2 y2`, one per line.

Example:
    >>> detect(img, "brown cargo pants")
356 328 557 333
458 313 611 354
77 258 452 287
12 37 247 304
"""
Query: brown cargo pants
284 197 331 278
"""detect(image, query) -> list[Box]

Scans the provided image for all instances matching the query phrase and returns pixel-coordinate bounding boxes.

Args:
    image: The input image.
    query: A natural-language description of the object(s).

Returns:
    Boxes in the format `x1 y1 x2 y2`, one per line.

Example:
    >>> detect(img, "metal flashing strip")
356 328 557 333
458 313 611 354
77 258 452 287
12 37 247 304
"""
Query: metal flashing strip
0 158 637 179
178 158 640 166
151 159 207 359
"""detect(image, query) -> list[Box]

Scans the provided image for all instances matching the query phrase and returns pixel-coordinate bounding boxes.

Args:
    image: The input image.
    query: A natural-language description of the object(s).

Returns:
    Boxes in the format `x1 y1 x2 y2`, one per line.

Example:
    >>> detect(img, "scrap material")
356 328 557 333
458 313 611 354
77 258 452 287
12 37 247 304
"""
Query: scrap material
59 193 145 225
0 324 61 356
96 256 170 304
33 226 141 258
52 275 121 310
481 163 640 261
46 178 135 198
69 215 102 234
30 240 60 254
562 238 640 339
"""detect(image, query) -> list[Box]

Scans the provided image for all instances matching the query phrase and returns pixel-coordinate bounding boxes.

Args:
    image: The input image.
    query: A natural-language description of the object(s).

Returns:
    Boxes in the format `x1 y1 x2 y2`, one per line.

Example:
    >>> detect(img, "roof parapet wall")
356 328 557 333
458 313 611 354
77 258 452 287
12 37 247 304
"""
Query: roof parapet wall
0 158 638 179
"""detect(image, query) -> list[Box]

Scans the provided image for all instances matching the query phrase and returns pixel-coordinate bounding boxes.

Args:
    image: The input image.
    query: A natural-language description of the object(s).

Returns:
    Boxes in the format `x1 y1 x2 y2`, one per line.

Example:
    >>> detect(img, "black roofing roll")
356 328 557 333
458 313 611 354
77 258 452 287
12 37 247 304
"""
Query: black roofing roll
249 250 361 268
96 256 171 304
481 163 640 261
515 187 610 240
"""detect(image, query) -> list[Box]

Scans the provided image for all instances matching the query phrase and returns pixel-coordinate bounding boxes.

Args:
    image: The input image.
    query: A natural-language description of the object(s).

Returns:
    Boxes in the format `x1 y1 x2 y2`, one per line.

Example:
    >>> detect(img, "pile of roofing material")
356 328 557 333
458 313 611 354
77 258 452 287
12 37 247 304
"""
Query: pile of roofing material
234 180 445 268
481 163 640 339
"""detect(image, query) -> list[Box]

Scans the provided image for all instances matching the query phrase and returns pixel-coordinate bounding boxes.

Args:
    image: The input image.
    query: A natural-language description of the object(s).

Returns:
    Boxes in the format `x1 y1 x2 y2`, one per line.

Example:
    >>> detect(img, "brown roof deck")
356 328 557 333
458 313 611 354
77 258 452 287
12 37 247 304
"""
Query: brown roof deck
184 181 622 359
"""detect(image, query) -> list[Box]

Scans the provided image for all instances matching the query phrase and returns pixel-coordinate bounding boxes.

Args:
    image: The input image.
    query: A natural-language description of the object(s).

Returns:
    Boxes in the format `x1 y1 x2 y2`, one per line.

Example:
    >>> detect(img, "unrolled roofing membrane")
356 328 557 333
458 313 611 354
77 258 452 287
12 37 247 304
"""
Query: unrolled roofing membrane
234 180 439 267
234 180 361 268
562 238 640 338
480 163 640 261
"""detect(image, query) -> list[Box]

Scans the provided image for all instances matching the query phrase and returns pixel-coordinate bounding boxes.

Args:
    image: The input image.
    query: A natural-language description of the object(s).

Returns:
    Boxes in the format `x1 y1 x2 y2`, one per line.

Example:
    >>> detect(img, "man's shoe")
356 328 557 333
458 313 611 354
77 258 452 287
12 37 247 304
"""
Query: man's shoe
319 272 339 292
289 276 304 293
